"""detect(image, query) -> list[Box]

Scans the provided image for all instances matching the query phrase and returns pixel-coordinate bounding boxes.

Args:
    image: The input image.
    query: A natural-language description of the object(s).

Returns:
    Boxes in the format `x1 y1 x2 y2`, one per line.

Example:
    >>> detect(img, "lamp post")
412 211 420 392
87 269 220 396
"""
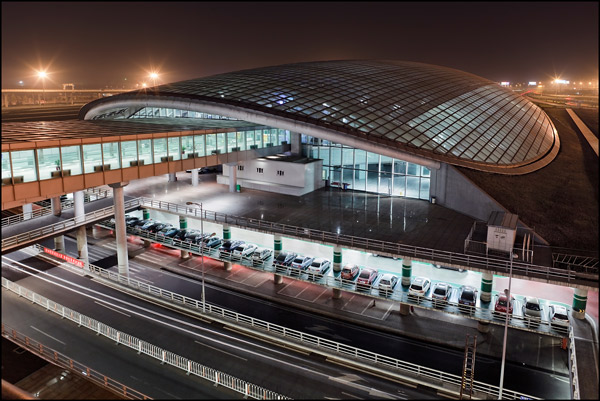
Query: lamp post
149 72 158 88
38 71 47 105
498 251 514 399
186 201 206 312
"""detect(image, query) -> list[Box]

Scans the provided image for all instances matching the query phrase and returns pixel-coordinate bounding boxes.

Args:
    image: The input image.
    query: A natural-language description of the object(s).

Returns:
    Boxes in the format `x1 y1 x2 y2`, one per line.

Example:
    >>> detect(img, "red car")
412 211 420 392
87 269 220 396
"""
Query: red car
340 263 359 280
356 267 378 289
494 294 515 316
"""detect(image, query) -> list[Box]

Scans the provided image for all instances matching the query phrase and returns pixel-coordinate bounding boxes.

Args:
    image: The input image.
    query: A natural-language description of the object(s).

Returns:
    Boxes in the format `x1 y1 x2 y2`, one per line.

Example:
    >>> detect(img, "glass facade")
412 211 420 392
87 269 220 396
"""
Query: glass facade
126 107 238 120
36 147 61 180
302 135 430 200
61 146 83 175
10 150 37 183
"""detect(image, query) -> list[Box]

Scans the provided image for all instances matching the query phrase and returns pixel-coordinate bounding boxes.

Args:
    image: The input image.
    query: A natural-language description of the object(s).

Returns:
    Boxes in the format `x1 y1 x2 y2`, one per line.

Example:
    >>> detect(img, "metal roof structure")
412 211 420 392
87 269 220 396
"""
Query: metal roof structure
78 60 559 174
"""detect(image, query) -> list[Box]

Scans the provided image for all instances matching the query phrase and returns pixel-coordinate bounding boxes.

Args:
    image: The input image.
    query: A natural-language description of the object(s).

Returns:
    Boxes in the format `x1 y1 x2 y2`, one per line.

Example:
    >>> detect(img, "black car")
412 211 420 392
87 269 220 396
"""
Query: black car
174 229 188 241
219 240 244 257
163 227 181 238
125 216 141 227
148 222 169 233
273 251 298 267
156 224 174 236
129 218 147 228
184 229 204 243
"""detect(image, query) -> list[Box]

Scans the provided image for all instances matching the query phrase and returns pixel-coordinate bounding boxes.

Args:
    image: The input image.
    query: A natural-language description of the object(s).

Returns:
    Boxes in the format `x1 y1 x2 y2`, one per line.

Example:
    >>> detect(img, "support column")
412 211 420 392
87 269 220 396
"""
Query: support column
168 172 177 182
54 235 65 253
274 274 283 284
180 215 189 259
228 163 237 193
332 288 342 299
191 168 199 187
223 225 231 240
273 235 282 256
22 203 33 220
109 182 130 277
224 261 233 271
73 191 89 270
333 246 342 272
572 288 588 320
290 132 302 154
50 196 62 216
401 259 412 286
141 208 150 248
477 321 490 333
399 303 410 316
480 272 493 303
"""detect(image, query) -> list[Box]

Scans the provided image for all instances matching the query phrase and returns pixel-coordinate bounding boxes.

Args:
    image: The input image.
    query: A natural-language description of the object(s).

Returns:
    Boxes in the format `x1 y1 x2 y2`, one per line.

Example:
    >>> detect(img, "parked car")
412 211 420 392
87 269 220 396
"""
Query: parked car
173 229 188 241
306 258 331 279
493 294 515 318
378 273 398 295
356 268 378 290
251 248 273 264
458 285 478 313
156 224 174 236
523 296 542 323
199 235 221 248
140 219 156 230
340 263 359 281
408 276 431 297
273 251 297 268
125 216 141 227
129 218 147 228
431 282 452 306
219 240 244 257
147 222 168 233
232 243 257 259
291 255 314 272
184 229 204 243
163 227 181 238
549 304 570 328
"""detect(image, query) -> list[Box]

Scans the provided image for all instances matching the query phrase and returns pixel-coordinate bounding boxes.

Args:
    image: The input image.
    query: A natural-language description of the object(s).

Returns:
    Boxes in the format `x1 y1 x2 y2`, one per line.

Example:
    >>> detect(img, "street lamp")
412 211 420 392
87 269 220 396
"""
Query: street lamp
149 72 158 87
186 201 206 312
498 251 514 399
38 70 47 105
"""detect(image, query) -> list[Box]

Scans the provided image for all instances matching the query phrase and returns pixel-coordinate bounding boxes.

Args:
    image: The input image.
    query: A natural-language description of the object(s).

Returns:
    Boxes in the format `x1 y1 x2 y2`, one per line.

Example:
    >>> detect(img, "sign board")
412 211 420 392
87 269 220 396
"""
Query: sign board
43 247 84 268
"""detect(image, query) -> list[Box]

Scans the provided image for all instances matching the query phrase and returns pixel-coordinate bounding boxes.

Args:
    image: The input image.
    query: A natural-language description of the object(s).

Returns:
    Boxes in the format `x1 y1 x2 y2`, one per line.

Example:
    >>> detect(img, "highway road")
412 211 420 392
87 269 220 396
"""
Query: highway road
2 236 571 399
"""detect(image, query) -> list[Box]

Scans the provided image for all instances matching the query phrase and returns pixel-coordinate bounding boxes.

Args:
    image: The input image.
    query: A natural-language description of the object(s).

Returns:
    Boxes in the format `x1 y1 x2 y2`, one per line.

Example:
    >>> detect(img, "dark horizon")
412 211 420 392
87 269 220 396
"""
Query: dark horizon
2 2 598 89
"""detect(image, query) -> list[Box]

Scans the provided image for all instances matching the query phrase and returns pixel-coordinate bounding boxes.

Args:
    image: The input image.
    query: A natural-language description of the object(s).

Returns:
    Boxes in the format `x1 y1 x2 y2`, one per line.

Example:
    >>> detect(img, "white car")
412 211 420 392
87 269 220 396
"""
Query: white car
408 276 431 297
251 247 272 264
431 282 452 306
306 258 331 279
523 296 542 323
232 243 257 259
291 255 314 271
549 304 569 328
378 273 398 295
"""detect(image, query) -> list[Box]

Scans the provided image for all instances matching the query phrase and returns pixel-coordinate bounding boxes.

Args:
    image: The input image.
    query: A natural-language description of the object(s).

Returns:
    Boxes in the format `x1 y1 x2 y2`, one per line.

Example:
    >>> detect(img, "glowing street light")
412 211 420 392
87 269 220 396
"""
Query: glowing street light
37 70 48 105
149 72 159 87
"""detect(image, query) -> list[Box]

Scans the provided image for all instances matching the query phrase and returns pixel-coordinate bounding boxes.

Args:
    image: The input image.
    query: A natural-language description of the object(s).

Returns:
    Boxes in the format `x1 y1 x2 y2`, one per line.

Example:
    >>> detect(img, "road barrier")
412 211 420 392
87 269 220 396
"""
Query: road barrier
1 276 290 400
568 325 580 399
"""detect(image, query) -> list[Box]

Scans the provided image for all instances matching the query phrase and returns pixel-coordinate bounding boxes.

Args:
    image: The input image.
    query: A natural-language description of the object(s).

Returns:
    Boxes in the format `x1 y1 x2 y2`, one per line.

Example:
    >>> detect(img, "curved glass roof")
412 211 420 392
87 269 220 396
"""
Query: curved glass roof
81 60 558 171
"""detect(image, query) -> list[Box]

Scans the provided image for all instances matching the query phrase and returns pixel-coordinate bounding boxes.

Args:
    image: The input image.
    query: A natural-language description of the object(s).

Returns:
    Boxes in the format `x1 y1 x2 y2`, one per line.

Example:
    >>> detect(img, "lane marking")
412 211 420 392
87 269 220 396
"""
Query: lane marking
94 301 132 317
194 340 247 361
30 326 66 345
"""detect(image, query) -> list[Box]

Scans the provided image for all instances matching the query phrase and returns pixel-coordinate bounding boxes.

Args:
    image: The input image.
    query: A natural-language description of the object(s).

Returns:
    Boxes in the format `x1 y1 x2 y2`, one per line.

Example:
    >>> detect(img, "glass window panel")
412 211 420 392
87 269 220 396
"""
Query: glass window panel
322 167 329 181
216 133 226 153
2 152 12 180
406 176 420 198
394 159 406 174
379 172 393 195
37 147 61 180
227 132 237 152
263 130 271 146
205 134 217 155
102 142 120 170
366 171 379 192
392 175 405 196
367 152 379 171
121 140 137 167
420 177 430 200
354 149 367 169
330 166 341 183
10 150 37 183
271 129 278 145
330 146 341 167
153 138 167 162
354 170 366 191
138 139 153 165
342 148 354 168
342 168 353 187
279 129 287 144
83 144 103 173
310 146 319 160
181 136 194 158
194 135 206 157
245 130 254 149
168 137 181 160
421 166 431 177
60 146 82 175
237 131 246 151
254 130 263 148
407 162 419 176
380 155 393 173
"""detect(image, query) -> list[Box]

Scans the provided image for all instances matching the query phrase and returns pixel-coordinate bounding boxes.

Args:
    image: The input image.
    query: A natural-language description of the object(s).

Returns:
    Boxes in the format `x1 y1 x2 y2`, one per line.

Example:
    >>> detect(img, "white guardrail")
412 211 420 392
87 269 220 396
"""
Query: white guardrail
137 198 598 287
1 276 289 400
568 325 580 399
30 244 539 400
1 188 112 228
1 322 152 400
96 221 571 337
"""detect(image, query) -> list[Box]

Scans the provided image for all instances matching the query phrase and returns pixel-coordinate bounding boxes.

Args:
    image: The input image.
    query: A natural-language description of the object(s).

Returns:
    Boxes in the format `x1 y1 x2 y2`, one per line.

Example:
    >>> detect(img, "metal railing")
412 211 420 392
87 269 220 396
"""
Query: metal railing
1 322 152 400
137 197 598 287
95 220 571 337
568 325 580 399
1 276 289 400
1 198 139 250
31 245 539 400
1 188 112 228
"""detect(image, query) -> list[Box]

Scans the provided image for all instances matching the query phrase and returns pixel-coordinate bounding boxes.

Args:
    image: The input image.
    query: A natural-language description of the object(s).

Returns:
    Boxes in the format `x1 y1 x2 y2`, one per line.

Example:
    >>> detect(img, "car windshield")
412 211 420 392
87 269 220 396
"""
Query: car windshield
434 287 446 295
311 261 321 267
555 312 568 320
276 253 287 261
498 299 507 307
526 302 540 311
294 258 304 263
359 270 371 278
462 291 474 301
380 279 390 285
412 284 422 291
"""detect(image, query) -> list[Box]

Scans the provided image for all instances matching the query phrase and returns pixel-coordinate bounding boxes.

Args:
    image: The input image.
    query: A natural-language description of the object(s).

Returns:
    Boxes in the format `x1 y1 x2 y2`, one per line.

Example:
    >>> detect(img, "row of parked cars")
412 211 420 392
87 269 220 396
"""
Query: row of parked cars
270 251 332 279
121 216 222 248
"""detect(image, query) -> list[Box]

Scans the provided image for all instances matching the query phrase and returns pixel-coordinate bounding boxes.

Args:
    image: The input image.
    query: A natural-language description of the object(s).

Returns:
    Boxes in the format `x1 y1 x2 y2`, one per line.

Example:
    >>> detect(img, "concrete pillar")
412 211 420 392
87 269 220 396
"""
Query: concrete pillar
399 303 410 316
142 208 150 220
224 261 232 271
332 288 342 299
143 240 151 248
480 272 493 303
274 235 282 256
22 203 33 220
290 132 302 154
73 191 89 269
223 225 231 240
54 235 65 253
401 259 412 287
191 168 199 186
477 321 490 333
274 274 283 284
180 215 189 259
168 172 177 182
50 196 62 216
109 182 130 277
333 246 342 272
572 288 588 320
228 163 237 193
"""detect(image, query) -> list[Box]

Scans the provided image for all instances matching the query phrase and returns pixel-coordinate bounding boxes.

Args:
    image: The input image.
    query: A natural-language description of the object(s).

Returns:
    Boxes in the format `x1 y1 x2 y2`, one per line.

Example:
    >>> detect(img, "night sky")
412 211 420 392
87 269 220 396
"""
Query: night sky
2 2 598 89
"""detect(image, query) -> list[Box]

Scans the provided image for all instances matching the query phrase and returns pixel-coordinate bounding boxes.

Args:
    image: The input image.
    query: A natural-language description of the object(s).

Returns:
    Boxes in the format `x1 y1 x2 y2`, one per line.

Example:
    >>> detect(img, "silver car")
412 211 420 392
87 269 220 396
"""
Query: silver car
549 304 569 328
251 247 272 264
523 296 542 323
378 273 398 295
232 243 257 259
